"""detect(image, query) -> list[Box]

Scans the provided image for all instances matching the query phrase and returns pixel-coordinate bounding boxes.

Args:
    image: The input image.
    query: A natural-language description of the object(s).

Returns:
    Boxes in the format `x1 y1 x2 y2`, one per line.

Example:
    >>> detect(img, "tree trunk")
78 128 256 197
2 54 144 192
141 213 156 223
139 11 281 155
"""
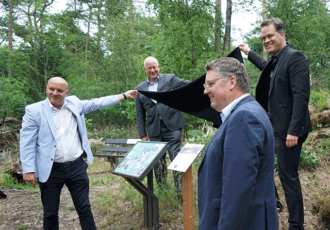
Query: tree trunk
214 0 222 54
85 4 92 80
262 0 268 60
223 0 232 51
8 0 13 77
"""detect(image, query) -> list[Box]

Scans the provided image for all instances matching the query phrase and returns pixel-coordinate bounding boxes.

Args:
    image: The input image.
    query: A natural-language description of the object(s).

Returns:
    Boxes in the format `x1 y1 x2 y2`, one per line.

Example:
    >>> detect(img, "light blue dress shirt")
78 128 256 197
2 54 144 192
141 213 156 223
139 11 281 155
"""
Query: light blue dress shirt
220 94 250 123
147 76 159 103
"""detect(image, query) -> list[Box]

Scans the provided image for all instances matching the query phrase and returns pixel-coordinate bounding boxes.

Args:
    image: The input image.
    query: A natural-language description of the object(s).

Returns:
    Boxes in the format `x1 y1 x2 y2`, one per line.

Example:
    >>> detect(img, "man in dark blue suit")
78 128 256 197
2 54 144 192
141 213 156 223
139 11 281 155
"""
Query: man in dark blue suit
198 57 279 229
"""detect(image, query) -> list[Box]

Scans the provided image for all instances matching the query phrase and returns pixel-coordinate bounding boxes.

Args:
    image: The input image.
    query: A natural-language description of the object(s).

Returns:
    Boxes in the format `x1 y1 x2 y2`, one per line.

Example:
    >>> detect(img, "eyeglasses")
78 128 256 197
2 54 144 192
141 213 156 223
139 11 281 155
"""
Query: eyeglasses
203 77 223 89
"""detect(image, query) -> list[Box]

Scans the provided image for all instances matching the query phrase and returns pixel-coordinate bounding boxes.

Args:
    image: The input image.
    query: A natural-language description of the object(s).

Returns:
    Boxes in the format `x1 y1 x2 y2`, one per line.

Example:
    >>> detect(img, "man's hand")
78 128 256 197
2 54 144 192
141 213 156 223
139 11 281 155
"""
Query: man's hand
141 136 149 141
125 90 138 99
286 134 298 148
23 173 36 188
239 44 251 55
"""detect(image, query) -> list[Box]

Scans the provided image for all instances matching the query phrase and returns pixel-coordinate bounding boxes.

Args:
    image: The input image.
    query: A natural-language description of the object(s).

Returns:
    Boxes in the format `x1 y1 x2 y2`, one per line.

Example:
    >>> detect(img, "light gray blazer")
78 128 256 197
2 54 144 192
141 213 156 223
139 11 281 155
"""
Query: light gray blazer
20 95 120 182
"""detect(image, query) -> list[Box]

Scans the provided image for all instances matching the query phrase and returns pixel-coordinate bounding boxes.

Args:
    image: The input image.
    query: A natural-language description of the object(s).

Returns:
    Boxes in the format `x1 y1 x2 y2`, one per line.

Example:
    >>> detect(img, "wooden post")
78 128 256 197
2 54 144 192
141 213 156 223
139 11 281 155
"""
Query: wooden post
182 165 194 229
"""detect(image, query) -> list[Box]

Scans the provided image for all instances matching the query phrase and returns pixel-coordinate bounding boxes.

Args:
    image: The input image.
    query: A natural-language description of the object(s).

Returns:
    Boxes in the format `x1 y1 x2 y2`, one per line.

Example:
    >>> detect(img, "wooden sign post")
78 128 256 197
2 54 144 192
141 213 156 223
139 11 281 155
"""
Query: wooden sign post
182 165 194 229
168 143 205 230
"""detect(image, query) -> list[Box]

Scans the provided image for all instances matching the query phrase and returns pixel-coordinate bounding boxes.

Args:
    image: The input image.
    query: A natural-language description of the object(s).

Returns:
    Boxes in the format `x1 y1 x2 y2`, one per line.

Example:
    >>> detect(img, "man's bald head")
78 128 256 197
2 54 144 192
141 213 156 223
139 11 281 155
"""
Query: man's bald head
46 77 70 109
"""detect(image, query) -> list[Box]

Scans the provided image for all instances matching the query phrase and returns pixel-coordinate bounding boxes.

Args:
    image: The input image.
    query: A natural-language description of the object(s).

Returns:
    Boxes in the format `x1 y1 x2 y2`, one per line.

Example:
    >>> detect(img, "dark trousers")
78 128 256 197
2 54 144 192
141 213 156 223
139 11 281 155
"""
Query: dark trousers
39 157 96 230
275 133 306 230
150 121 182 194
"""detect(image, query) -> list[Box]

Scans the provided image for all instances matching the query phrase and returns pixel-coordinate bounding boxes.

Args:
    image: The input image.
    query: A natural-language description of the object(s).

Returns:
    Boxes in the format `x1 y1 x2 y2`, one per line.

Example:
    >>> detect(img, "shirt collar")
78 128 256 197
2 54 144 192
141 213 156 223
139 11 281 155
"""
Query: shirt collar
48 98 68 110
220 94 250 123
273 43 289 62
147 76 159 85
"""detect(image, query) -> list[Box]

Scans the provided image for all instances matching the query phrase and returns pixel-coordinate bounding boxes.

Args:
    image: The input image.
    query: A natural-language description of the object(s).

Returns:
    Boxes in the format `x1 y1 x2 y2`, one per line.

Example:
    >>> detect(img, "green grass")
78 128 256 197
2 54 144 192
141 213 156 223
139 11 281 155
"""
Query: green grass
0 169 39 192
17 225 28 230
310 90 330 109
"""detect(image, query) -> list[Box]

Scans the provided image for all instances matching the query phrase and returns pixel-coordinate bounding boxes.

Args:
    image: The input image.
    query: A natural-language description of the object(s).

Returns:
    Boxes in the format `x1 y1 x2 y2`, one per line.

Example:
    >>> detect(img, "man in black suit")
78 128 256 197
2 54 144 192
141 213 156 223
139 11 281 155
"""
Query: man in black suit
135 57 189 195
239 18 312 230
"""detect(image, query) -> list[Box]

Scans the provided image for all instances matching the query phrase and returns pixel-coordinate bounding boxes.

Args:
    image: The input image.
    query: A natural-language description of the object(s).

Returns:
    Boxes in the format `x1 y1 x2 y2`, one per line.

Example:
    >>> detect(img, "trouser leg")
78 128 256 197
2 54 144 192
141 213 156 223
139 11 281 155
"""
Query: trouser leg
39 166 65 230
65 158 96 230
165 129 182 195
275 134 306 230
150 121 183 194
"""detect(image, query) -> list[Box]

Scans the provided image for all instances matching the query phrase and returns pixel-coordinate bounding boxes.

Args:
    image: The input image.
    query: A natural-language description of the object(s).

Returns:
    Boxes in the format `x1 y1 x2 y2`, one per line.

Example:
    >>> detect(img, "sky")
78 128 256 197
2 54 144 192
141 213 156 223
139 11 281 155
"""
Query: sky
50 0 260 47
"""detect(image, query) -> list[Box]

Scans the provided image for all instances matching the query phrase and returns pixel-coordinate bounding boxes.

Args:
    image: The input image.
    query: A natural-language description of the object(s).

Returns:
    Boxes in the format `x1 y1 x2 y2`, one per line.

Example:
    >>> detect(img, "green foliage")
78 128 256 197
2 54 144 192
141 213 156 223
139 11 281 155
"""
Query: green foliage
300 150 322 170
266 0 330 89
309 90 329 108
0 171 39 191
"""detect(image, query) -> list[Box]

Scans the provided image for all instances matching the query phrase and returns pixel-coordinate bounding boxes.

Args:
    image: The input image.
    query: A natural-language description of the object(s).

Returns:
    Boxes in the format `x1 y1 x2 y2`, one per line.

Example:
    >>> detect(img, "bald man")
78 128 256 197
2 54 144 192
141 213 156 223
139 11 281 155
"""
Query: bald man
20 77 137 229
135 57 190 197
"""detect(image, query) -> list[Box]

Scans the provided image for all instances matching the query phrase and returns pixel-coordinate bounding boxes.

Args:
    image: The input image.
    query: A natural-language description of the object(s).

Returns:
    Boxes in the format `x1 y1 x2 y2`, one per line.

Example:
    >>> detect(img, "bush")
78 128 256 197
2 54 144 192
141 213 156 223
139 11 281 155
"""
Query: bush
300 150 322 170
310 90 329 109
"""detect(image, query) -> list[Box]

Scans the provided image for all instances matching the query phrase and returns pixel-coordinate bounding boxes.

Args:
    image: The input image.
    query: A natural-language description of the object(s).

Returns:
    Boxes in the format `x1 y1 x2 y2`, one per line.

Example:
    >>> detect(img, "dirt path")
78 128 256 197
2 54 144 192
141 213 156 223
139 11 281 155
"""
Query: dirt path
0 181 104 230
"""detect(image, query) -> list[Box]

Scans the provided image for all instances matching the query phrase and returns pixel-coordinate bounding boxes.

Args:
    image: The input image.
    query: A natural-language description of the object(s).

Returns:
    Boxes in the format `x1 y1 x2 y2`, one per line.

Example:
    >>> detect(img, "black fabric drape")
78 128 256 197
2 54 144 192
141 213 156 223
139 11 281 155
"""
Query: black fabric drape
138 47 244 128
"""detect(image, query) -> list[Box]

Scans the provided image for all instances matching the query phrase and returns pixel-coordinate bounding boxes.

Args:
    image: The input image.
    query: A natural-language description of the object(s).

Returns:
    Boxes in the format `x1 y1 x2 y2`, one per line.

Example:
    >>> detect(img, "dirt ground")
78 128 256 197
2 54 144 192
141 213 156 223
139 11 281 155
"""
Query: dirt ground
1 161 330 230
1 136 330 229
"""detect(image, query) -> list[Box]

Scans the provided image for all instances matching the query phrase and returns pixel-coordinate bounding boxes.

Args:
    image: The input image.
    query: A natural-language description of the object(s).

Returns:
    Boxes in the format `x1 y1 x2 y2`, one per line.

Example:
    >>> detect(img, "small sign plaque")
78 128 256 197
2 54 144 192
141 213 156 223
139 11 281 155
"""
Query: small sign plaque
168 143 205 172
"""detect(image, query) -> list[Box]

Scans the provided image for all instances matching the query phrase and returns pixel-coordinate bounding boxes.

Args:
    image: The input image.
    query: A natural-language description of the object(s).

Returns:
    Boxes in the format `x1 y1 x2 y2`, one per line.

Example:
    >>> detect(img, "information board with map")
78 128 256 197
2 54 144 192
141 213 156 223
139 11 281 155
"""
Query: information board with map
112 141 169 180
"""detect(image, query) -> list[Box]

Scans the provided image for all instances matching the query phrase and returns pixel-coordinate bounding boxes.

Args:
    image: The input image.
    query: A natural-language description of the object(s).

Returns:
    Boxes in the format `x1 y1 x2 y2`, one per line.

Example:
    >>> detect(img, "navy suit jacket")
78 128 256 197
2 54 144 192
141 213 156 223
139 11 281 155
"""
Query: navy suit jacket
198 95 279 230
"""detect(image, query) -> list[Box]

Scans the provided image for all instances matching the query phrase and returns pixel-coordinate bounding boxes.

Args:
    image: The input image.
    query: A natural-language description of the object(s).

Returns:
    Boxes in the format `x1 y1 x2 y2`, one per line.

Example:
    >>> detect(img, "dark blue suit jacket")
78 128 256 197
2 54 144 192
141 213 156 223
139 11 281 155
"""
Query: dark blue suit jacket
198 95 279 230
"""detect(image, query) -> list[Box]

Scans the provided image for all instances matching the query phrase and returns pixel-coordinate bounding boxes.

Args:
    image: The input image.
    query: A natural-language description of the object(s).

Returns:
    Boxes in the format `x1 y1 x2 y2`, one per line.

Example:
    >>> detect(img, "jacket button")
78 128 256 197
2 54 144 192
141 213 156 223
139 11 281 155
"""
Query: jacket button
51 158 53 161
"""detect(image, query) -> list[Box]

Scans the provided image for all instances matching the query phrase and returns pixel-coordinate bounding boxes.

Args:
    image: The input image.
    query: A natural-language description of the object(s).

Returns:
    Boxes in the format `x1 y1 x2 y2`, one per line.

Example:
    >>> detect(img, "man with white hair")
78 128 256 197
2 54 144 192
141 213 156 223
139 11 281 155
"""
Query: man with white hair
135 57 189 197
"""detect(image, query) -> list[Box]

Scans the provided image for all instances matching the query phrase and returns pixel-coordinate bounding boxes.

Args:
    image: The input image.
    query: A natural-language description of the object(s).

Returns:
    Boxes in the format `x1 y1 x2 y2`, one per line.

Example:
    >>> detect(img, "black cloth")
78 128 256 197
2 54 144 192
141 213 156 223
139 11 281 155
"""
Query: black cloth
39 157 96 230
138 47 244 128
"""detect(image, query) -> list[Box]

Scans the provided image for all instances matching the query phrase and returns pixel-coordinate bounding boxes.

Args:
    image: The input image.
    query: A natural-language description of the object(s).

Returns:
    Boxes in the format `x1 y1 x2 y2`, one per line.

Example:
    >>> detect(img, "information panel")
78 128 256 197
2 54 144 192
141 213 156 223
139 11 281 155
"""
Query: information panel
168 143 205 172
112 141 169 180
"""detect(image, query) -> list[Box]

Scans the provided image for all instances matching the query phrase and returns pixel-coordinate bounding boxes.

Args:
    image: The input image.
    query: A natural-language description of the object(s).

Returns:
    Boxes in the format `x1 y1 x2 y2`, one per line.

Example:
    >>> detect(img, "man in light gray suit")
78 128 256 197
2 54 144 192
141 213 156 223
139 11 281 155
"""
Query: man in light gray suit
135 57 189 195
20 77 137 229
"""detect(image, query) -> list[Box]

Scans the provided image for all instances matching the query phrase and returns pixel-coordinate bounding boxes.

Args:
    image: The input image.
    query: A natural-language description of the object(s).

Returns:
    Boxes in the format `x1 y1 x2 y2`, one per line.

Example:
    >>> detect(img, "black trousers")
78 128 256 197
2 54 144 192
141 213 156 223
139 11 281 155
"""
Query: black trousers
39 157 96 230
150 121 182 194
275 133 306 230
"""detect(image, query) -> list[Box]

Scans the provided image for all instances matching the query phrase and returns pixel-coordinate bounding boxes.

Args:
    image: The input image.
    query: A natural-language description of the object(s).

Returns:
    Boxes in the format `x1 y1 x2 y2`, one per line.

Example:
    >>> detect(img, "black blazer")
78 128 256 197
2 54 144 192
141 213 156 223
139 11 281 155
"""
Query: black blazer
249 44 312 139
135 74 190 138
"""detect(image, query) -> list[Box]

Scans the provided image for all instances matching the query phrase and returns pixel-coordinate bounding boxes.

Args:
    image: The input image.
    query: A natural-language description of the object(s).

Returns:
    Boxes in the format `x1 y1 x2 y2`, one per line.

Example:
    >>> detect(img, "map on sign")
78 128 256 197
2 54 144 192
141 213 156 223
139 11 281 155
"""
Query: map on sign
168 143 205 173
112 141 169 180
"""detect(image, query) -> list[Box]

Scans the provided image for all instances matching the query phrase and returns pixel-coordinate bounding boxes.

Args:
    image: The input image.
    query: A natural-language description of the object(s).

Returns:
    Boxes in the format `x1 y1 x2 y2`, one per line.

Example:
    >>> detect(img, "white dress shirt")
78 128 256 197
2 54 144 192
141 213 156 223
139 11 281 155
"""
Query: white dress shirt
49 100 83 163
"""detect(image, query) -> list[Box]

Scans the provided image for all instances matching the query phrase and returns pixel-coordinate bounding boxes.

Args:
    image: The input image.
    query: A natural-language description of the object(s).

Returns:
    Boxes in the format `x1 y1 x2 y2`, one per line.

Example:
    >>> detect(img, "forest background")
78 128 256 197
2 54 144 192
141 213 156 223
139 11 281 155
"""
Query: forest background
1 0 330 229
1 0 330 128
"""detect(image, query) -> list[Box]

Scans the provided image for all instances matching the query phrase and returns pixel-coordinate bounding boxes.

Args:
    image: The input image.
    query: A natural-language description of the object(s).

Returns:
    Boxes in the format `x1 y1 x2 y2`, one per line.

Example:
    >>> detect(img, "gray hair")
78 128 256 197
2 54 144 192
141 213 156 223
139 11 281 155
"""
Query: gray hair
144 56 159 67
205 57 250 93
260 17 285 34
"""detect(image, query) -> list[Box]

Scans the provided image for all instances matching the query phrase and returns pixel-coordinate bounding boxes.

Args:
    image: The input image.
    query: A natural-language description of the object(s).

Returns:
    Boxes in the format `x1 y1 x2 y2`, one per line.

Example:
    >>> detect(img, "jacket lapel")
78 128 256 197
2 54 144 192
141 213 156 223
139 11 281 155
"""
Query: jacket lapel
269 45 290 95
157 74 164 91
41 98 57 140
199 95 254 170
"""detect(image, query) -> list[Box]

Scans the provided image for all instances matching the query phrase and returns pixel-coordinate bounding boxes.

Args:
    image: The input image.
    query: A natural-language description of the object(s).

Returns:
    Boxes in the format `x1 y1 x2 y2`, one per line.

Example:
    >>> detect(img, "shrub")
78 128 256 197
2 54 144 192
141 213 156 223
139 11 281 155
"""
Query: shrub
310 90 329 109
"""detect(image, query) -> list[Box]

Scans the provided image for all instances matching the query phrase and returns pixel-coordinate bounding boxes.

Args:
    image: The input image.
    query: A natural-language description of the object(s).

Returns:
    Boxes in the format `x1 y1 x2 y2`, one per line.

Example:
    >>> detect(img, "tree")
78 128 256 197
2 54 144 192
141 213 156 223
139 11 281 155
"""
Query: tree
214 0 222 54
223 0 232 51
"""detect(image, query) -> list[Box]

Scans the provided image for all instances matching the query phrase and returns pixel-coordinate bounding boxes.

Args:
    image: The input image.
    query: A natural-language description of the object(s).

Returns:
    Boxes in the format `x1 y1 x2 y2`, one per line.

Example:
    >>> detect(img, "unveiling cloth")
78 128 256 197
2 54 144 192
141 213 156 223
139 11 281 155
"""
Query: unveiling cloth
138 47 244 128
